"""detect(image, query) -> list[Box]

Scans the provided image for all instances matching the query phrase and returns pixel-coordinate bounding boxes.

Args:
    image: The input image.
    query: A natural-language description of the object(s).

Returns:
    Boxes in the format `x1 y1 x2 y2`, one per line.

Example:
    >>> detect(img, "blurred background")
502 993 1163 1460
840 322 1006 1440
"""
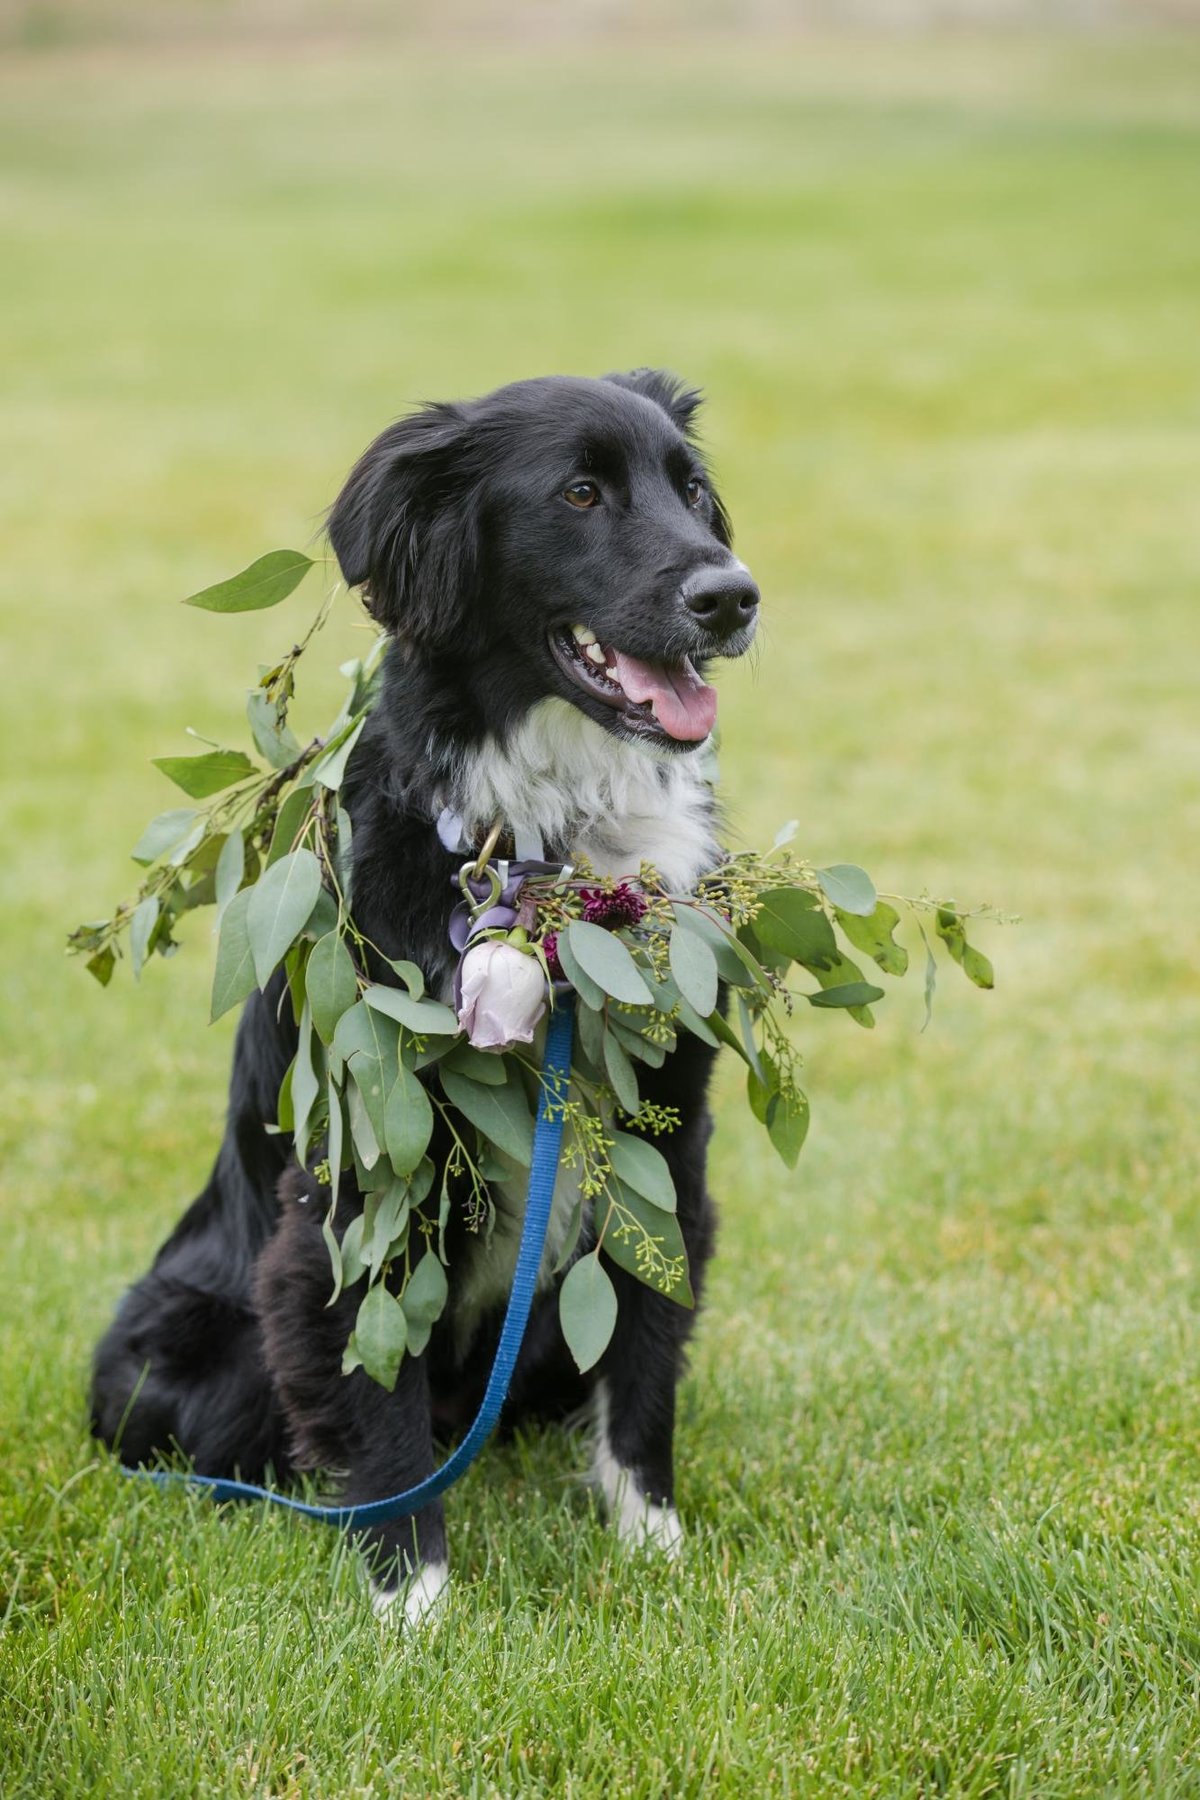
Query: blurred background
2 3 1199 1793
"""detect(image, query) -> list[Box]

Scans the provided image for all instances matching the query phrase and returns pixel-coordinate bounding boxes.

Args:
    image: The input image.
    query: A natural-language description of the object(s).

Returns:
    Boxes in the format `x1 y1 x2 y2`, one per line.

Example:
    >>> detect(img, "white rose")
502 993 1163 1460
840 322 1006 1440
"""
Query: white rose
456 940 548 1050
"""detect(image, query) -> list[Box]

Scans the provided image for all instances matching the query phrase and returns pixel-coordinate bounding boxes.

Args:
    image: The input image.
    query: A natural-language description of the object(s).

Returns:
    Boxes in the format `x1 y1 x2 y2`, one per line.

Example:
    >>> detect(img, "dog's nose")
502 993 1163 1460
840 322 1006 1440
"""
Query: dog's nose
681 564 760 639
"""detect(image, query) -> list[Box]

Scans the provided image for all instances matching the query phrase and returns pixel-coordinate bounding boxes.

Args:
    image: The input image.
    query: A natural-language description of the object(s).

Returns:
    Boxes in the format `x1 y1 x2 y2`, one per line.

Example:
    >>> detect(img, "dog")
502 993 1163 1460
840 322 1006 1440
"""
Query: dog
90 369 760 1626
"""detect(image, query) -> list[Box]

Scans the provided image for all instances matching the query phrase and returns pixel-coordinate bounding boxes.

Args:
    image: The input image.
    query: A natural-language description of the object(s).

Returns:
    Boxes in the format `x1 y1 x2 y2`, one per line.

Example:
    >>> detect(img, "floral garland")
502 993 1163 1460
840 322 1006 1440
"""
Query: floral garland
70 553 999 1388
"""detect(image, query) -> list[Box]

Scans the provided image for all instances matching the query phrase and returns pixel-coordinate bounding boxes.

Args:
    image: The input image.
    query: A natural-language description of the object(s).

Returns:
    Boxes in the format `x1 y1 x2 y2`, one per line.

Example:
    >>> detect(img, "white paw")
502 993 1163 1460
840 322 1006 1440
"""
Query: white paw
591 1382 684 1559
614 1494 684 1559
370 1561 449 1630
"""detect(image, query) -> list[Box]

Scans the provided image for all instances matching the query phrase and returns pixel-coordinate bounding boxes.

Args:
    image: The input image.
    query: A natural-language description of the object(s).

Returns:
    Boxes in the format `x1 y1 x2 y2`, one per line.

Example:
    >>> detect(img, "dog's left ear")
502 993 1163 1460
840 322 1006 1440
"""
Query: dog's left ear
605 367 733 546
605 367 705 439
326 403 483 649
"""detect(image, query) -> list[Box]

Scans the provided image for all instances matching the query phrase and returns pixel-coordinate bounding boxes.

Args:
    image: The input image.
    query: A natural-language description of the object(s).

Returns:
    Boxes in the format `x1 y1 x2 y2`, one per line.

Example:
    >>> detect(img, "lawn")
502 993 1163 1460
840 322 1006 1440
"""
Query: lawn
2 27 1199 1798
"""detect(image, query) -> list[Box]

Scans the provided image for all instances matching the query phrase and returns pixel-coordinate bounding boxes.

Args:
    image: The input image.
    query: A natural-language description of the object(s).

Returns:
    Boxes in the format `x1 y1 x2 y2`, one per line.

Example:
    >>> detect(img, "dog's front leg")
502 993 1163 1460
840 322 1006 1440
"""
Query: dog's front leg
342 1358 450 1629
591 1269 689 1559
255 1198 449 1630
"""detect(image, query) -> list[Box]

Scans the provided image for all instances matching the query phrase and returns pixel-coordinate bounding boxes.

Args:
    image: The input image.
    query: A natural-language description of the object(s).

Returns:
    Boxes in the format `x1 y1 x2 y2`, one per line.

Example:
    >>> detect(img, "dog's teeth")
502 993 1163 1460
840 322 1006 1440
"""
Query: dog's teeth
585 642 607 666
571 623 597 646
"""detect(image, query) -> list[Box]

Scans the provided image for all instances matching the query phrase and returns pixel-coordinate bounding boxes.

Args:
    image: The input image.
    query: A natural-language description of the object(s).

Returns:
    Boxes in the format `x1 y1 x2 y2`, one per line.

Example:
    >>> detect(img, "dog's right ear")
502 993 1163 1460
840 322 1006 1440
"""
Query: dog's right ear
326 404 481 649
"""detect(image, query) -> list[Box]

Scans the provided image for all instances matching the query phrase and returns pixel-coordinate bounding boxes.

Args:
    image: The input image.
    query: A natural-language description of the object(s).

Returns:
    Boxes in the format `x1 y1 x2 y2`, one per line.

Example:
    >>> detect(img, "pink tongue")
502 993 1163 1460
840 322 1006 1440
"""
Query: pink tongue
609 651 717 742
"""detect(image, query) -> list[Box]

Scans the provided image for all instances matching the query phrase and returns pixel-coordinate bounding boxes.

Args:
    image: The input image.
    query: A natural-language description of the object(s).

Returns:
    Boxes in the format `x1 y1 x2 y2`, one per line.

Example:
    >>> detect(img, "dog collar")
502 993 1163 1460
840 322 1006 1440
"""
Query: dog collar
435 805 547 864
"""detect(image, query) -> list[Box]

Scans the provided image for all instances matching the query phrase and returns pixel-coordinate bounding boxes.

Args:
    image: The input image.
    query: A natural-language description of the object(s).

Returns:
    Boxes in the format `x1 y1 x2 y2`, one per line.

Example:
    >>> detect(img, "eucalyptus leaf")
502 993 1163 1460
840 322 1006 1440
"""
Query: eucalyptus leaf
753 888 837 968
808 949 883 1026
284 938 309 1027
129 896 159 980
305 930 359 1045
816 863 877 917
668 922 719 1018
608 1018 666 1068
576 997 607 1068
341 1011 400 1142
402 1252 449 1357
558 1255 618 1374
310 716 366 792
152 748 257 799
338 1214 368 1291
608 1131 676 1212
919 920 938 1033
735 991 765 1082
292 1000 320 1165
442 1042 507 1085
441 1067 534 1166
334 804 354 900
363 1180 410 1281
184 549 314 613
767 1083 809 1168
674 995 721 1049
807 981 885 1010
671 903 762 988
321 1207 344 1306
210 886 257 1022
131 808 202 868
364 985 460 1036
246 848 323 987
351 1282 407 1391
602 1028 640 1115
565 920 653 1007
835 900 909 977
87 946 116 986
708 1005 753 1067
266 787 314 868
346 1071 382 1170
554 929 606 1010
246 688 301 770
597 1181 693 1307
384 1063 435 1177
275 1057 295 1134
936 908 995 990
214 828 245 923
387 958 425 999
326 1072 344 1206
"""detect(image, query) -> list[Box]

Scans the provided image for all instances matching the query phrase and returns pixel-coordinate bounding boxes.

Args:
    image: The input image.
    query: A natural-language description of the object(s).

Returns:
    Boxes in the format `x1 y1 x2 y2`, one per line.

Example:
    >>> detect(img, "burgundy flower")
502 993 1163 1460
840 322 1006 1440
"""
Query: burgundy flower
540 929 564 979
579 883 647 928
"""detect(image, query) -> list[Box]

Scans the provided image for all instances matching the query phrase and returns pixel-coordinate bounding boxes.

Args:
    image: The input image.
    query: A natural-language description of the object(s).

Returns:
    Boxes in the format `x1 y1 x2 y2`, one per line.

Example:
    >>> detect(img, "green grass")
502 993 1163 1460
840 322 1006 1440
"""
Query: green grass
3 29 1200 1797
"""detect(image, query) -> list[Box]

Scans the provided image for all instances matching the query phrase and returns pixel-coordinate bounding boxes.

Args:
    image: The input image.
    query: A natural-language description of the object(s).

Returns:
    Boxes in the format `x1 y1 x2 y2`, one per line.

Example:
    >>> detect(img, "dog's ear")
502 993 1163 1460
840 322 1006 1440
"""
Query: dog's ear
326 404 482 648
604 367 705 439
605 367 733 547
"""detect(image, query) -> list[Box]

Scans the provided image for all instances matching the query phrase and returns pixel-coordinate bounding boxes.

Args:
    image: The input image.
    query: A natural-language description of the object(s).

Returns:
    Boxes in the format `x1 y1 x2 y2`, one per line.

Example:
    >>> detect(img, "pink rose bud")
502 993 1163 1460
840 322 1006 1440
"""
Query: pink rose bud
457 939 549 1050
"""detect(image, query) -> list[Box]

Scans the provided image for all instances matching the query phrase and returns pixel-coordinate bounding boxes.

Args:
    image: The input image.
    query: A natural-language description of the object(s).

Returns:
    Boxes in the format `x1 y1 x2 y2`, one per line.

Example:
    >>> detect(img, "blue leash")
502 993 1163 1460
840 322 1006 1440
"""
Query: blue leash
128 994 575 1530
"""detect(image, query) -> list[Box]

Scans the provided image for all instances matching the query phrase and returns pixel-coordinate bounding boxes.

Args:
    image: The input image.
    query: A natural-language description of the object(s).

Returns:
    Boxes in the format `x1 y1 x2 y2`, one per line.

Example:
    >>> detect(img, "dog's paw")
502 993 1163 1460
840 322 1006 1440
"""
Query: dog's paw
593 1438 684 1559
370 1561 450 1631
611 1491 685 1560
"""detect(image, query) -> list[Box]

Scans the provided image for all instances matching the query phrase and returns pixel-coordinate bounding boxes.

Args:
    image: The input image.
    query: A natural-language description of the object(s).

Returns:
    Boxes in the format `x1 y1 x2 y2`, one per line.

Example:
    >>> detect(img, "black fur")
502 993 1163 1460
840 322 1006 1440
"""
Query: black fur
91 370 758 1601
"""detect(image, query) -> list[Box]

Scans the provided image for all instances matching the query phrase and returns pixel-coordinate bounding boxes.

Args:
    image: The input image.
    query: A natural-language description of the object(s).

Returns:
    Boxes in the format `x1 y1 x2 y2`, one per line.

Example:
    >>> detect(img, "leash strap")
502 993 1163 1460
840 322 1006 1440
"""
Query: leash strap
128 994 575 1530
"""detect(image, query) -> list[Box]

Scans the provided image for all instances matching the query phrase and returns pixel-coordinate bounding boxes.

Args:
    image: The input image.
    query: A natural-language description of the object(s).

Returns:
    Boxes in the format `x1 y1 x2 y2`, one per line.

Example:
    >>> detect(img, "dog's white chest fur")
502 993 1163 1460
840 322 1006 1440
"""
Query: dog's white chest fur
450 698 718 893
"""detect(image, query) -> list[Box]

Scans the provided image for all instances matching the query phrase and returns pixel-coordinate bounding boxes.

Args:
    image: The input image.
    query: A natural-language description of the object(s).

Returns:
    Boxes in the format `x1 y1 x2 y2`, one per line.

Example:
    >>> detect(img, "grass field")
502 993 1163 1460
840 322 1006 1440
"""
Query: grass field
2 29 1200 1797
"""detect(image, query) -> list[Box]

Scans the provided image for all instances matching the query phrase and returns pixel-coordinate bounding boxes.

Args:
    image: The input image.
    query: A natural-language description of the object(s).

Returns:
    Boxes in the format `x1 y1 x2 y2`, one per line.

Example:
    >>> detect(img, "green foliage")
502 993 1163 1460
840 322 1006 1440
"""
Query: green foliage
565 920 654 1006
69 561 998 1386
184 548 314 613
936 906 996 990
558 1254 618 1373
345 1281 407 1390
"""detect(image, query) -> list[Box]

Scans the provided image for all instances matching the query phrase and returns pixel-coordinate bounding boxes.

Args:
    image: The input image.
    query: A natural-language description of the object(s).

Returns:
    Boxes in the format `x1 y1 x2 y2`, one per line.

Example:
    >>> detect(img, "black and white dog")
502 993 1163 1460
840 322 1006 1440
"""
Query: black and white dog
91 370 760 1625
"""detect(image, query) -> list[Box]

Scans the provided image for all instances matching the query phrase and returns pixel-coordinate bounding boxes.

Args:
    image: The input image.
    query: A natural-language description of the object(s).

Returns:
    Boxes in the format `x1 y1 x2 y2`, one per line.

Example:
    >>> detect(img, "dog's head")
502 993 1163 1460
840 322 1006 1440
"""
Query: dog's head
327 370 758 752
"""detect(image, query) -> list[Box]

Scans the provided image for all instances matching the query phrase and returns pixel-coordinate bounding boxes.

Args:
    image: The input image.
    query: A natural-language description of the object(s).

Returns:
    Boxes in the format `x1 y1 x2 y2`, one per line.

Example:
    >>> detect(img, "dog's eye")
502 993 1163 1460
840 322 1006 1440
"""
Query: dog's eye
685 477 706 508
563 481 600 509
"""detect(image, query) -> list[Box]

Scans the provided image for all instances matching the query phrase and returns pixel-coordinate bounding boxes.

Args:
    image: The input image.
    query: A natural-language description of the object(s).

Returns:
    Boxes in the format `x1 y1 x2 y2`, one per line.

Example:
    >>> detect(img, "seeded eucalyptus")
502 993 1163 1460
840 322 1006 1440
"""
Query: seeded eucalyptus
70 554 999 1388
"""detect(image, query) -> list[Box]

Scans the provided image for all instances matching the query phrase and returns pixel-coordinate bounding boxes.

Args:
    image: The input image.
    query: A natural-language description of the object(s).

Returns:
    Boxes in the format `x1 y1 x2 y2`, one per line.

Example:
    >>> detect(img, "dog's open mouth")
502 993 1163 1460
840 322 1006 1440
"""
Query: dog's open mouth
549 624 718 744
